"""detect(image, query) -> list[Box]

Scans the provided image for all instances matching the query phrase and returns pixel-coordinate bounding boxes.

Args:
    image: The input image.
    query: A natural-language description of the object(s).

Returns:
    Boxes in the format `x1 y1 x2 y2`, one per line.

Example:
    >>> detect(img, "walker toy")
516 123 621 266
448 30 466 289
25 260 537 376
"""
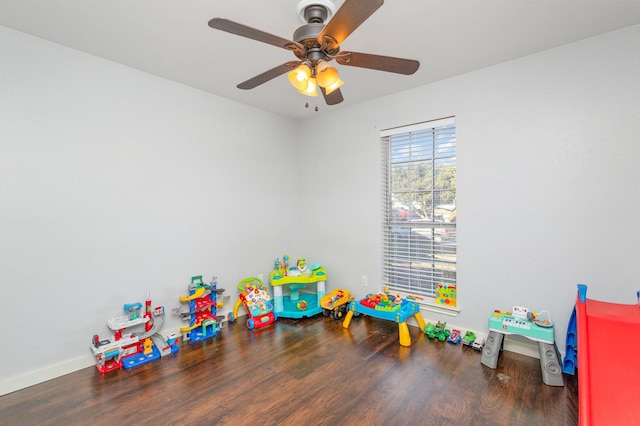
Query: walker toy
228 277 276 330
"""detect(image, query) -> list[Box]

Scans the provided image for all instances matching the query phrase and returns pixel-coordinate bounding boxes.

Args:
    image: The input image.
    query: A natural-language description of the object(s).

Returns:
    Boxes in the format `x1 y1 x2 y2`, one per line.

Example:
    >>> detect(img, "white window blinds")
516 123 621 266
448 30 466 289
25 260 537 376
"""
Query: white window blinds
381 117 456 297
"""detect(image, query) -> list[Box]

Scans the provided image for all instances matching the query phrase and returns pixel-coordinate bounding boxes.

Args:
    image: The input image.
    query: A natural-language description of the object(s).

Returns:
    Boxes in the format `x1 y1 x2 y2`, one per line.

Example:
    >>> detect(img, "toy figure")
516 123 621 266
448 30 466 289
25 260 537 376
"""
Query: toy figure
282 254 289 276
273 257 282 279
297 258 312 277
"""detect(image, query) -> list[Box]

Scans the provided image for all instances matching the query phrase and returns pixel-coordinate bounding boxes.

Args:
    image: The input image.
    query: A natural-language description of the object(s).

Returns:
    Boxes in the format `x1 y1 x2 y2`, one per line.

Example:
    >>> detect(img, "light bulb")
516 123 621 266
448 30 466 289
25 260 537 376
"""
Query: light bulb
287 64 311 91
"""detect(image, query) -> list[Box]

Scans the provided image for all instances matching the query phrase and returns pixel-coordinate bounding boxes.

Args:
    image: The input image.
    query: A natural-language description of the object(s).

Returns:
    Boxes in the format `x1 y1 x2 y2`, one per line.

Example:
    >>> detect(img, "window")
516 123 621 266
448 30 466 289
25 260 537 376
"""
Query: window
381 117 456 298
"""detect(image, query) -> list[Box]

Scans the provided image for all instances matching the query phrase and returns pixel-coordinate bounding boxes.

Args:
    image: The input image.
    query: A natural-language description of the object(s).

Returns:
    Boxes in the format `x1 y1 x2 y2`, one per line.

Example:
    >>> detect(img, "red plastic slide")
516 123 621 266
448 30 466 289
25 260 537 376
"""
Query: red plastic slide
576 284 640 425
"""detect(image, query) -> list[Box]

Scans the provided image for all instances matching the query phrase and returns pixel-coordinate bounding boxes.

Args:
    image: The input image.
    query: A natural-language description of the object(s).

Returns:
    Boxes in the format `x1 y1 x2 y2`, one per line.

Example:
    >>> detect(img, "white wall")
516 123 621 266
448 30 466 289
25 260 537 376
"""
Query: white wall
297 24 640 355
0 26 300 394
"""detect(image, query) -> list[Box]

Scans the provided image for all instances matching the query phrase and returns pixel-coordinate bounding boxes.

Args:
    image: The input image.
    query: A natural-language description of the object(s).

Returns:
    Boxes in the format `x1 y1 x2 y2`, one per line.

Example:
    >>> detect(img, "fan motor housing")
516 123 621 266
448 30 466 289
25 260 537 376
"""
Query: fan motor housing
293 23 340 60
303 5 328 23
293 23 323 44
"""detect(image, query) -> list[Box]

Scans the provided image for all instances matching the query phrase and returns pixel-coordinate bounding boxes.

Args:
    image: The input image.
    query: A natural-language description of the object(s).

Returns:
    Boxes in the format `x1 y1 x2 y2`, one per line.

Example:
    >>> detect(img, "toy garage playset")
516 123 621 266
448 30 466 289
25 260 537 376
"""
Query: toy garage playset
175 275 226 342
90 295 178 375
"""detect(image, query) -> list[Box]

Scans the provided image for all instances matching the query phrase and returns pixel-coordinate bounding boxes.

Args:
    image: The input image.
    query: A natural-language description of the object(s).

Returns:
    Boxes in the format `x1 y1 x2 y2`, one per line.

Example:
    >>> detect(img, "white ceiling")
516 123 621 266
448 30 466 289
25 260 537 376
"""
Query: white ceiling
2 0 640 119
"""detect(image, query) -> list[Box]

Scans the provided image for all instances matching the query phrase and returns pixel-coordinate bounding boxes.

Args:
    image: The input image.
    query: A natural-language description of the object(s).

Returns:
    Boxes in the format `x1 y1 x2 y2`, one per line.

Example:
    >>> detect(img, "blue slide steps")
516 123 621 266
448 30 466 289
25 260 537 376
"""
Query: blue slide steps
562 306 577 375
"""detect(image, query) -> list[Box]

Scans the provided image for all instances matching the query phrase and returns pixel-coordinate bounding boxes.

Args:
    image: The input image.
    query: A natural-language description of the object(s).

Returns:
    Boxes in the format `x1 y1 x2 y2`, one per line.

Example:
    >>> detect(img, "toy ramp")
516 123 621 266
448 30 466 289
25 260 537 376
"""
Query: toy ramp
133 315 164 340
576 284 640 425
179 287 206 302
151 334 173 356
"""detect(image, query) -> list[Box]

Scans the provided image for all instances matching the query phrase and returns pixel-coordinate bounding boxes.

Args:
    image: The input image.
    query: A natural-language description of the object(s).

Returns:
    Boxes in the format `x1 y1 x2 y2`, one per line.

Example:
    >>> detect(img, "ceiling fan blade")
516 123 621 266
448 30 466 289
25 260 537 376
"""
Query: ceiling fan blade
321 87 344 105
318 0 383 48
237 62 299 90
336 51 420 75
208 18 303 52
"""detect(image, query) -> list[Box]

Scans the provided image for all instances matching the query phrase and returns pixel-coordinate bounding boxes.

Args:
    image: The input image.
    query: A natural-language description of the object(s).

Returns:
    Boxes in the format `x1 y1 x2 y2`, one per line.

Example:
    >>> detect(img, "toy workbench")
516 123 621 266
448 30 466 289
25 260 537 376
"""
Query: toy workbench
481 309 563 386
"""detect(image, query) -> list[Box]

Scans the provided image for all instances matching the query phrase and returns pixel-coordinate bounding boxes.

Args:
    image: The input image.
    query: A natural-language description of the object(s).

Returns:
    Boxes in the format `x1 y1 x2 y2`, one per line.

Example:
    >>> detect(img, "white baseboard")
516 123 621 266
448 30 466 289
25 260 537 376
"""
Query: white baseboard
0 354 95 397
0 311 235 397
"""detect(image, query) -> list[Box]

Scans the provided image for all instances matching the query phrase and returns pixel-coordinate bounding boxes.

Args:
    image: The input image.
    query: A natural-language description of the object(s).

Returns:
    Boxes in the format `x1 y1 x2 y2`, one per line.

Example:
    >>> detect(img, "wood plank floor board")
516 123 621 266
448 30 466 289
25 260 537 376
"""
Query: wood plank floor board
0 313 578 425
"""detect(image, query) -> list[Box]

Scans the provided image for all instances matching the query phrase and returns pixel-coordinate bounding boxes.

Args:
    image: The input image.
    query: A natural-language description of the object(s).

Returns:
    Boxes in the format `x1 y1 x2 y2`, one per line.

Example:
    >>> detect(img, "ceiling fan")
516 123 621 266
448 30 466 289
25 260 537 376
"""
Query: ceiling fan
208 0 420 106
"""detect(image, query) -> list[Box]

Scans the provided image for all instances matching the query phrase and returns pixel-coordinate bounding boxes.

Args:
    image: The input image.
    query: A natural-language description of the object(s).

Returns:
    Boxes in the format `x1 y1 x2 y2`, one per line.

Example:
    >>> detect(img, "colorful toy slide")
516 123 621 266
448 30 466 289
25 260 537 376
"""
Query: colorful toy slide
179 286 206 302
575 284 640 426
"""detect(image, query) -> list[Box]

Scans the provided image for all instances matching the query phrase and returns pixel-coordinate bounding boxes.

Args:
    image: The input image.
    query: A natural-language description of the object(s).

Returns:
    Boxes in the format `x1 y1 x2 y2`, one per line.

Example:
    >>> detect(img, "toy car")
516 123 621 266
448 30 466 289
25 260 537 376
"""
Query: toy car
447 329 461 344
423 322 435 335
472 337 485 351
424 321 450 341
438 328 451 342
320 288 353 320
462 330 476 346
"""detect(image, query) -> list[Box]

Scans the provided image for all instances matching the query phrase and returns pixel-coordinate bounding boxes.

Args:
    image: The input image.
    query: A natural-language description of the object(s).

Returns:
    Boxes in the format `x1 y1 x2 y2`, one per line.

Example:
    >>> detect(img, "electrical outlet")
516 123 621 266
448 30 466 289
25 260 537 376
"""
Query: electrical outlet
361 275 368 287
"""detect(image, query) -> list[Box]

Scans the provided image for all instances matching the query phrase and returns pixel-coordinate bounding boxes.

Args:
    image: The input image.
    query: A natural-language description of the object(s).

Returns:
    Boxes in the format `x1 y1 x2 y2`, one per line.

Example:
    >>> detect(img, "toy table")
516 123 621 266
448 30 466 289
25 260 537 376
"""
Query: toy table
342 295 426 347
269 267 326 318
480 310 564 386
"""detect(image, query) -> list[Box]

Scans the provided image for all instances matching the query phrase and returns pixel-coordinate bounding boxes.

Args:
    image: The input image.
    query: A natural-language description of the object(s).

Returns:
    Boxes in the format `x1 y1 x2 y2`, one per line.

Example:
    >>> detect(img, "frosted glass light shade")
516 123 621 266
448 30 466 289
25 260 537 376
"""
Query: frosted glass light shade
324 78 344 95
316 62 340 88
287 64 311 91
298 77 318 97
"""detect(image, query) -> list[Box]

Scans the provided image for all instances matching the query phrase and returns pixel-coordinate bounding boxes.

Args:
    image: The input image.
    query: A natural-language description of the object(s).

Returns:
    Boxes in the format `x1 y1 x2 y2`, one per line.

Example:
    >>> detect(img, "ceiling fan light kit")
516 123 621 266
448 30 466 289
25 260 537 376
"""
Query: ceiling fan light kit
208 0 420 106
288 60 340 97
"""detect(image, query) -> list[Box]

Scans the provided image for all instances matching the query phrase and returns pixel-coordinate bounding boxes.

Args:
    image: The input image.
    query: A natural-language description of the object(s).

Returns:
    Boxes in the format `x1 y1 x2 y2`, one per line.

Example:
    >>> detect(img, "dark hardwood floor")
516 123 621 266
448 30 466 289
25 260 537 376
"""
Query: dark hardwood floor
0 314 578 425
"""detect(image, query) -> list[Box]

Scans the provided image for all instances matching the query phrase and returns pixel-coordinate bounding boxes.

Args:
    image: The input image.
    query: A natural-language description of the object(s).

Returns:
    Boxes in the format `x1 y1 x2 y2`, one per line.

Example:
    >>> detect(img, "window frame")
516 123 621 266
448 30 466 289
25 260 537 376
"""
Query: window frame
381 117 457 309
